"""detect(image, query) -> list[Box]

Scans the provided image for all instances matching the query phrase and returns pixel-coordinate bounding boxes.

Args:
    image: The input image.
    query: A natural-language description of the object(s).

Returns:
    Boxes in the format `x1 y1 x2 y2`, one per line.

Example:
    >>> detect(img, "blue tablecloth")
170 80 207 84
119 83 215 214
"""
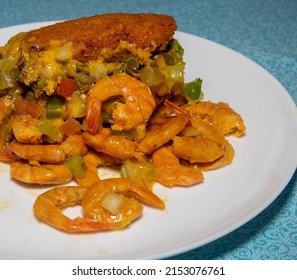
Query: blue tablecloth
1 0 296 260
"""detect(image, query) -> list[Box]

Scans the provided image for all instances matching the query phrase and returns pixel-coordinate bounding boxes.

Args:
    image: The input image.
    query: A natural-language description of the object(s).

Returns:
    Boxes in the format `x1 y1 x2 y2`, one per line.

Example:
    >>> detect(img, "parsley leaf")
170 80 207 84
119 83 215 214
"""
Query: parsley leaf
182 78 203 102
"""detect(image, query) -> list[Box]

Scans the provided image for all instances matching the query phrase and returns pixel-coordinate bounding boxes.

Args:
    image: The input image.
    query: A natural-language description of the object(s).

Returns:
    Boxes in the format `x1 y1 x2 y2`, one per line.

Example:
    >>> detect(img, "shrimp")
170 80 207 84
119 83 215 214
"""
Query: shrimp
0 97 14 125
156 101 226 163
0 118 19 162
184 101 246 137
139 114 188 154
181 118 226 147
34 178 164 233
76 149 124 188
137 99 189 154
60 135 88 157
198 140 235 171
9 135 88 164
10 161 73 185
83 149 122 167
10 140 65 164
0 143 19 162
82 129 144 161
172 136 224 163
152 145 204 187
33 186 113 233
74 150 103 188
74 168 101 188
11 115 42 144
87 178 164 209
82 178 164 230
86 73 156 134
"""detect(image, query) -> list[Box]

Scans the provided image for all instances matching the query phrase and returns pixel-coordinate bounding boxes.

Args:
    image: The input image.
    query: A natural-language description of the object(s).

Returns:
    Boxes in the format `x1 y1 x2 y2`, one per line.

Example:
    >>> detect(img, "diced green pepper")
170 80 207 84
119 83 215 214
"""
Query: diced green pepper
64 155 86 179
101 97 122 124
166 64 185 83
124 54 139 71
37 78 47 89
0 70 16 91
46 96 65 119
164 39 184 64
121 159 154 188
38 119 63 143
139 66 164 87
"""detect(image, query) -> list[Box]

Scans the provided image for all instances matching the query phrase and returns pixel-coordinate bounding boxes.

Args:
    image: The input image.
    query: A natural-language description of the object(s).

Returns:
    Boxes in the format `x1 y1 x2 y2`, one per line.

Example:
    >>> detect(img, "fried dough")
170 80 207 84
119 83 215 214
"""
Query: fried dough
23 13 177 61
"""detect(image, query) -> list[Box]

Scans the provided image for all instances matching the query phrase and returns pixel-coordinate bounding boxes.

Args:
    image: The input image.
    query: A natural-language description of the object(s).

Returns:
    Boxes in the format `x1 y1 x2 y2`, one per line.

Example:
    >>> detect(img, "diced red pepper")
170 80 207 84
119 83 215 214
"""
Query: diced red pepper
57 77 77 97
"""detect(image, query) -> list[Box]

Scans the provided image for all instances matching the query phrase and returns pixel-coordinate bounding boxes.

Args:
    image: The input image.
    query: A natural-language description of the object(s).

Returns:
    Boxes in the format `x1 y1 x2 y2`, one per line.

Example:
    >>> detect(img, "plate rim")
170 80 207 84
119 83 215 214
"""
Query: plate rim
0 21 296 260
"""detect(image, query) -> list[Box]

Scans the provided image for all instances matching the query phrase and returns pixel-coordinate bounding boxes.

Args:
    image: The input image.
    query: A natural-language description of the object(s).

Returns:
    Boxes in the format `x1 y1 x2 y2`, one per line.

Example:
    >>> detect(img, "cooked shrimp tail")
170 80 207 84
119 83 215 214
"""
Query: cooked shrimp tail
126 181 165 209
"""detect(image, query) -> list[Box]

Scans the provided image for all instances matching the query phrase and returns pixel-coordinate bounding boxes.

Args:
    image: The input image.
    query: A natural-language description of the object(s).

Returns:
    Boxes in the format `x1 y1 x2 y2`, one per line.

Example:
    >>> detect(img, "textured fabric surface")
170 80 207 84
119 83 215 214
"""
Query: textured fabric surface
1 0 296 260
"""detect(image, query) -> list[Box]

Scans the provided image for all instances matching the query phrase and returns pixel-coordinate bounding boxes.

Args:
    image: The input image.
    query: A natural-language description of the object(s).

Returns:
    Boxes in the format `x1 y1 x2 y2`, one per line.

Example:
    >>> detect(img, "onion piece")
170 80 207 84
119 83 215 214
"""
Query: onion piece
100 193 125 215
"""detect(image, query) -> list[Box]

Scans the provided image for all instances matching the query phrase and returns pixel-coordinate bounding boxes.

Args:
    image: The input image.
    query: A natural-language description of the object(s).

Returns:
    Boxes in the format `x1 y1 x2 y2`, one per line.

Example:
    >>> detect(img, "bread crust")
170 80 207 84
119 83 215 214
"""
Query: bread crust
24 13 177 61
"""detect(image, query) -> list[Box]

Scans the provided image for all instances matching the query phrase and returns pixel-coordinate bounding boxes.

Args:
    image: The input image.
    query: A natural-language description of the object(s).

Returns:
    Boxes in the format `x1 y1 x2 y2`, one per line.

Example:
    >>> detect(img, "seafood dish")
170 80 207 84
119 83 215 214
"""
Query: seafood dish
0 13 246 233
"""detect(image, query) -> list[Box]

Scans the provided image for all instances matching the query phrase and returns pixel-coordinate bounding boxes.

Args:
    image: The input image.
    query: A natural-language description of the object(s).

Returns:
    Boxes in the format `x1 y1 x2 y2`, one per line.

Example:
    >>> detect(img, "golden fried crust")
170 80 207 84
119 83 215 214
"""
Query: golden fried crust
23 13 177 61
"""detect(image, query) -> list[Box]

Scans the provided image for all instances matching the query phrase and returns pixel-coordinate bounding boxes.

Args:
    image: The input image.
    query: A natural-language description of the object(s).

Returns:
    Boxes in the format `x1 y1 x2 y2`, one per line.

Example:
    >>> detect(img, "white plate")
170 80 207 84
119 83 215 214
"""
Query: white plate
0 22 296 260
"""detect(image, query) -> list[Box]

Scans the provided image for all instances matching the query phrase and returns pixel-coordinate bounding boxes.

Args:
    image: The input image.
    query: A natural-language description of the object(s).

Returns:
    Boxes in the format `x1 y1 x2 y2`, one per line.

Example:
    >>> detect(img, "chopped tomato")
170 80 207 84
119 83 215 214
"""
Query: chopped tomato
57 77 77 97
46 96 65 119
64 155 86 179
